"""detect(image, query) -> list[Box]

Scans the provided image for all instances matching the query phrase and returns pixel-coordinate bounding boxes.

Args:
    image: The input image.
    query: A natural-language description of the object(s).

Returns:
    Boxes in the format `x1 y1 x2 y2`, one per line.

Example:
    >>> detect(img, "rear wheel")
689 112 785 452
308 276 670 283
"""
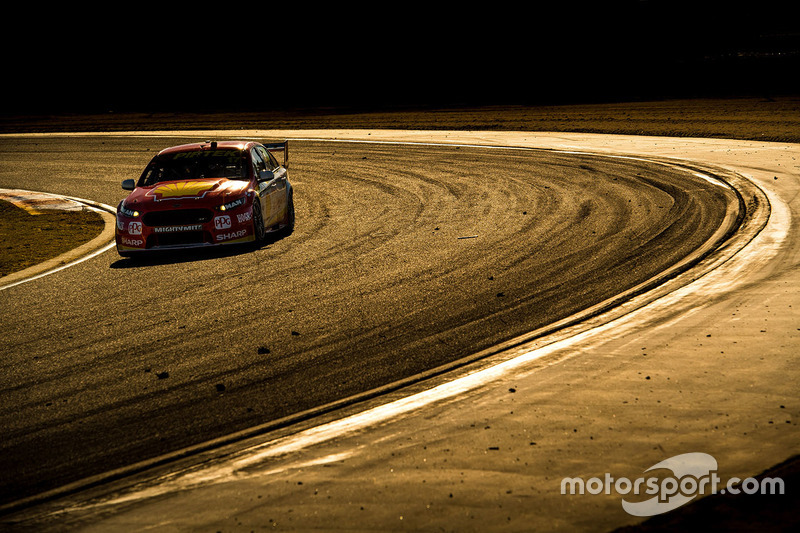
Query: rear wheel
281 193 295 236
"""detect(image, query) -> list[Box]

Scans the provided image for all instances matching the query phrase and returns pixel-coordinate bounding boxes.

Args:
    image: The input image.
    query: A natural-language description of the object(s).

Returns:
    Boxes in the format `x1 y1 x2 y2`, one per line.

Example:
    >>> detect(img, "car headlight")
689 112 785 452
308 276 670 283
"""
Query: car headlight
217 196 247 211
118 202 140 218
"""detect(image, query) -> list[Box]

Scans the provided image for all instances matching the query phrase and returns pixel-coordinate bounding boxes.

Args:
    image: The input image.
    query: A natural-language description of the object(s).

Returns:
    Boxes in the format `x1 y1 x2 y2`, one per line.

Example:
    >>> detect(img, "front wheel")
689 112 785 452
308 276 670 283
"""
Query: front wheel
252 198 266 243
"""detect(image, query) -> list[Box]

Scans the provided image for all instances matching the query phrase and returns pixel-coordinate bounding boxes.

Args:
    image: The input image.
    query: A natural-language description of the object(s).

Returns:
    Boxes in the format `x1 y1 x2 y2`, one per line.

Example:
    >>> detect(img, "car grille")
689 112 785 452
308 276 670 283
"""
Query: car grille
147 232 209 248
143 209 213 227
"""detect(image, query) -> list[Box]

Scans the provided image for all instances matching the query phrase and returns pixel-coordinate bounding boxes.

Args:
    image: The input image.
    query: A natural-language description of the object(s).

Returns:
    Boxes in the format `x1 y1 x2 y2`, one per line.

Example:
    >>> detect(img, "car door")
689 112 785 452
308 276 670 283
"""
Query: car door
256 146 287 226
251 147 281 228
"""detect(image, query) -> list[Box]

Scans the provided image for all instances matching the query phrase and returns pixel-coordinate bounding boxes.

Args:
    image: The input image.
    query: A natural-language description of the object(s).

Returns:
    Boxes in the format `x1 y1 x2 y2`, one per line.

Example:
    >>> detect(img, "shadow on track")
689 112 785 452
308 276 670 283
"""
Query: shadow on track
109 232 290 269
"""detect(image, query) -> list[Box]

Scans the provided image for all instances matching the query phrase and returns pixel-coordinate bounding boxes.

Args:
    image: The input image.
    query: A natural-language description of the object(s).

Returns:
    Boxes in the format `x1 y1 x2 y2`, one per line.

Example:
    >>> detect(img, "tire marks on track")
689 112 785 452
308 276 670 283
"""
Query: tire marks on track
0 138 734 507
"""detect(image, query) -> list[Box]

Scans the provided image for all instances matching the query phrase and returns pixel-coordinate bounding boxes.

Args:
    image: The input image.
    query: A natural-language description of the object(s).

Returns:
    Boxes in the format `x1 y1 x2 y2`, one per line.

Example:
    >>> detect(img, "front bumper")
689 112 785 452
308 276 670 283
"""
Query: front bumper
115 206 255 254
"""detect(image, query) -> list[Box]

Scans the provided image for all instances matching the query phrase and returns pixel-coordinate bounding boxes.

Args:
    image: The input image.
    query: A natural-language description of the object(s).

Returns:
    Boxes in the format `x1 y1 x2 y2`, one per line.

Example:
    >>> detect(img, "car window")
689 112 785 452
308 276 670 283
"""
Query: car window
265 148 280 170
256 146 278 171
139 149 247 186
251 147 267 174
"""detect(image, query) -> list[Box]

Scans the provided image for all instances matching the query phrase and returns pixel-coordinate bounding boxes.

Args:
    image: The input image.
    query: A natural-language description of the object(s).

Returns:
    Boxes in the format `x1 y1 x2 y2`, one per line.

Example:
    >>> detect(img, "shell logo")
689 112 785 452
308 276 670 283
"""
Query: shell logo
148 181 216 201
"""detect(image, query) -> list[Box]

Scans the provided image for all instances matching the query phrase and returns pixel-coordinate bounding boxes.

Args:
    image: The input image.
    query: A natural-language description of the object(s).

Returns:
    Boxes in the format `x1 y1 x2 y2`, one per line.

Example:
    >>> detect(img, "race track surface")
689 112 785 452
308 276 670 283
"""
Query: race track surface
0 135 734 508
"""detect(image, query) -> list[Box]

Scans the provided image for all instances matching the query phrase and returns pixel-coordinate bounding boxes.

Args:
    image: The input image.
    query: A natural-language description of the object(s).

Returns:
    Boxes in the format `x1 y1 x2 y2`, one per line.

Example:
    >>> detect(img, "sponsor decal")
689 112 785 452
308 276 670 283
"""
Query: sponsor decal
237 211 252 224
153 224 203 233
128 221 143 235
172 150 241 161
214 215 232 230
216 229 248 242
147 181 216 201
121 237 144 247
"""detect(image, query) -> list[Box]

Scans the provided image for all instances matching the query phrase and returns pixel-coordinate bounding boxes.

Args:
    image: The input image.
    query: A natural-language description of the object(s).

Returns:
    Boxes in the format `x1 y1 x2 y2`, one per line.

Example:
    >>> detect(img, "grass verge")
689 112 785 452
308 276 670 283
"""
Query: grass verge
0 200 105 278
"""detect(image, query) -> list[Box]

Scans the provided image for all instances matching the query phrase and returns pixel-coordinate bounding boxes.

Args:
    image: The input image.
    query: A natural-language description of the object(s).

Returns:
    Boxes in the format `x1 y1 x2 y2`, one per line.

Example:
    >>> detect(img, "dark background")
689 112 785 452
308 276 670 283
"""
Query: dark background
3 1 798 115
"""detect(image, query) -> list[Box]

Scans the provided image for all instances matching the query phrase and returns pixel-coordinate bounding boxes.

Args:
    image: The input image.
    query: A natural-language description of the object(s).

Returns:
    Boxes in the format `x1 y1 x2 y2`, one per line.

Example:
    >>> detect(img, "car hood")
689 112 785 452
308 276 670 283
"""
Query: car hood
123 179 250 208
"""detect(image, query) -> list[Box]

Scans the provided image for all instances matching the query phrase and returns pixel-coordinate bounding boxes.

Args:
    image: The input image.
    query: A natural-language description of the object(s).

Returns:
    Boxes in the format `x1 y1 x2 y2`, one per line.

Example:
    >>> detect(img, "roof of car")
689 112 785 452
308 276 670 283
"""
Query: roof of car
157 140 252 156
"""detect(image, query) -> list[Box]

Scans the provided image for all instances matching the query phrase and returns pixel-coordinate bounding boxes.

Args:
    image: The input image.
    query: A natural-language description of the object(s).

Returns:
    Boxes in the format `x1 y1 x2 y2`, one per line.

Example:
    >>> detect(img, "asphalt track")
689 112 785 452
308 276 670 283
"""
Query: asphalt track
2 131 795 530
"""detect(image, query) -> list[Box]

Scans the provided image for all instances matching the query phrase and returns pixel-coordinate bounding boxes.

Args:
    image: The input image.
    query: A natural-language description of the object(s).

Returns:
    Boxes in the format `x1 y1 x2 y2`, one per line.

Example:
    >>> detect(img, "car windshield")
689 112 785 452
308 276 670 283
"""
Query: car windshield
139 149 248 186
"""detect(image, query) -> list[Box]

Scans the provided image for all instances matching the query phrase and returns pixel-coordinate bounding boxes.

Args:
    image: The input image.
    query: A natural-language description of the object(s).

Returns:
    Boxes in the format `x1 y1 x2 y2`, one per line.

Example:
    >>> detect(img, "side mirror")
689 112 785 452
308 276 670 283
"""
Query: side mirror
122 179 135 191
258 169 275 182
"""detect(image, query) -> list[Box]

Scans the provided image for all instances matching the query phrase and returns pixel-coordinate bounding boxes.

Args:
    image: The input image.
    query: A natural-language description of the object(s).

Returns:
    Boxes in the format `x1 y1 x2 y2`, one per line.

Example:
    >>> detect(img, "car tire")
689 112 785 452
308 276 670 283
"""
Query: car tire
252 199 266 243
281 193 295 236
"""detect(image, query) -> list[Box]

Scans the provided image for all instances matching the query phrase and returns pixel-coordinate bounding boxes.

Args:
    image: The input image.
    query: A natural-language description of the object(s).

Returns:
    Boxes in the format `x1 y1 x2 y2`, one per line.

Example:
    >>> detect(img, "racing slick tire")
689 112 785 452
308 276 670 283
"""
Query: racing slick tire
252 198 266 243
281 192 295 236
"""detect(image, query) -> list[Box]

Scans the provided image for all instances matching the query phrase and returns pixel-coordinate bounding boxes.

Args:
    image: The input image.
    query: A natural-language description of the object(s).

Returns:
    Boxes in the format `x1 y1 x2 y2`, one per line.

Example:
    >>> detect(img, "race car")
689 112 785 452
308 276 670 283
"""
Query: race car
115 140 294 257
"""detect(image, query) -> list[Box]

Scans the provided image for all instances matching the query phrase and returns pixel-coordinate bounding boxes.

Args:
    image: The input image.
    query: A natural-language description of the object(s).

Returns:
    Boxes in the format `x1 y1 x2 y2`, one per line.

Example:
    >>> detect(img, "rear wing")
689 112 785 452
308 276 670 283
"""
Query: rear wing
264 140 289 169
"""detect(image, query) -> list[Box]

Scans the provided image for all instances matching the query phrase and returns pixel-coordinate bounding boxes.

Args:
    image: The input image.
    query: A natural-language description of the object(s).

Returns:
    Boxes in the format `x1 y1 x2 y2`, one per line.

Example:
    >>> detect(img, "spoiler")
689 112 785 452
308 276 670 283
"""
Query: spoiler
264 140 288 169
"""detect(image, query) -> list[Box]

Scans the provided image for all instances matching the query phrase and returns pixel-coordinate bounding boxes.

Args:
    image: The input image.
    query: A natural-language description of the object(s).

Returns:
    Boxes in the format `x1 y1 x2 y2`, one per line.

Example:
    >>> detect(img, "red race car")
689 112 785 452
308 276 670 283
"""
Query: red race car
115 140 294 257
